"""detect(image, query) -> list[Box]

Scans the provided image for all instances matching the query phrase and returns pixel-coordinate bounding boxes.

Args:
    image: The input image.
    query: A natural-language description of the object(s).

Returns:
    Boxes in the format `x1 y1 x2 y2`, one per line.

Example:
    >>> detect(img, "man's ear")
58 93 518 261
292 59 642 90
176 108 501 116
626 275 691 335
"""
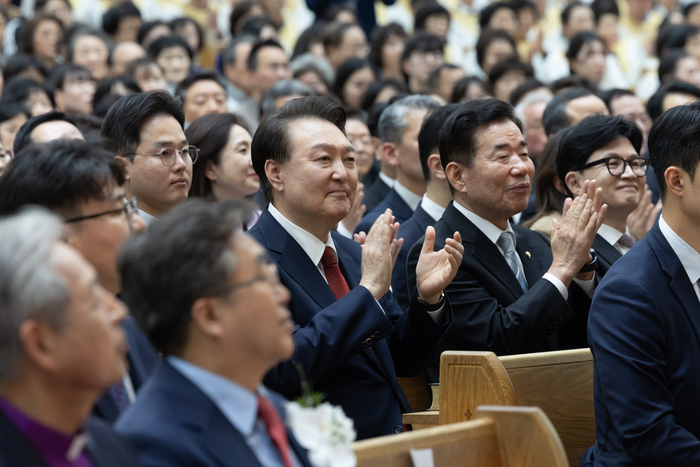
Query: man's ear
664 166 684 197
265 159 283 192
19 319 61 372
382 142 400 167
553 175 567 195
564 171 583 197
445 161 468 193
204 160 218 182
427 153 446 180
115 155 131 181
190 297 225 339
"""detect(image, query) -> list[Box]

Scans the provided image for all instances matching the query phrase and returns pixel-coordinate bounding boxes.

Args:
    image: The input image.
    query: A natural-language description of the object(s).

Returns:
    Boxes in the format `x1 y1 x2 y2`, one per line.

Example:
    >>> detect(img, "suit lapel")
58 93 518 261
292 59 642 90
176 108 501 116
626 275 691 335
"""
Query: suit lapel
514 227 547 288
593 234 622 271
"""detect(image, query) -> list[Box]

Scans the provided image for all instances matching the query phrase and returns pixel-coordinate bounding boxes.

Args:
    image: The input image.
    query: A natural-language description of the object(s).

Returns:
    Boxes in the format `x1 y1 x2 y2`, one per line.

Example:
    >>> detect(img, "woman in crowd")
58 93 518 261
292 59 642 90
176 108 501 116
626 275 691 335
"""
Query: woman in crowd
369 23 406 80
334 58 375 109
147 35 193 94
19 14 63 71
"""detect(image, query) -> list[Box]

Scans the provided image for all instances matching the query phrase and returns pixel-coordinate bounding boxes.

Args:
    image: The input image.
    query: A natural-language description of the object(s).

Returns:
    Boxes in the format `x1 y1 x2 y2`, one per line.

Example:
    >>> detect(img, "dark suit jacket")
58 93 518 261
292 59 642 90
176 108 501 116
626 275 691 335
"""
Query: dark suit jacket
406 202 591 382
581 224 700 466
592 234 622 278
361 175 391 214
115 361 312 467
355 187 414 235
0 411 142 467
249 209 452 440
93 316 159 424
392 204 436 310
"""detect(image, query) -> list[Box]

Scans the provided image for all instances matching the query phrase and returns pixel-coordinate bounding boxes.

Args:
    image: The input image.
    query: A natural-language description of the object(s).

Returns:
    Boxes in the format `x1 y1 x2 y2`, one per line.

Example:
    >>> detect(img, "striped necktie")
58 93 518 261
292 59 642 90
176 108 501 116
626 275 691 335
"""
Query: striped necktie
497 231 528 291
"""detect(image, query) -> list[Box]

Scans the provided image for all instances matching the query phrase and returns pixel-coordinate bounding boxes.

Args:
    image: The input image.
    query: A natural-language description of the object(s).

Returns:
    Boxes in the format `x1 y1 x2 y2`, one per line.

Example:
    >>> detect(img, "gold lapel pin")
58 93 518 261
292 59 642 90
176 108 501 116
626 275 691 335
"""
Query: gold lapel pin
525 251 532 259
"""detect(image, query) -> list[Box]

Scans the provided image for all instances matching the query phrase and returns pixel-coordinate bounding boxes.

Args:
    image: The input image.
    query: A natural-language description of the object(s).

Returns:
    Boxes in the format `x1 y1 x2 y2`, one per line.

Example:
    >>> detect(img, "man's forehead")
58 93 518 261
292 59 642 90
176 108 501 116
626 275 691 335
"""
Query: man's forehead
31 121 84 143
475 119 524 150
188 79 225 95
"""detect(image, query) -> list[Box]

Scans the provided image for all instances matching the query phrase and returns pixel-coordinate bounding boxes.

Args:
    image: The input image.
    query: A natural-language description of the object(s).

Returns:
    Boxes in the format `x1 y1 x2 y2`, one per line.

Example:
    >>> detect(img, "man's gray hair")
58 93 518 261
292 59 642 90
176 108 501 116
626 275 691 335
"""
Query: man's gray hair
514 90 553 130
261 79 315 114
222 34 256 65
0 209 69 382
378 95 440 145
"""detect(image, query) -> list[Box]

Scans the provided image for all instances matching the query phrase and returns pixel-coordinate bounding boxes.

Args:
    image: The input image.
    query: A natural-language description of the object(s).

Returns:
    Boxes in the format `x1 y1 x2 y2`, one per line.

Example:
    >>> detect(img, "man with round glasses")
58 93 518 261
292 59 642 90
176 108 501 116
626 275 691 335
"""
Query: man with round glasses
102 89 198 225
557 114 656 276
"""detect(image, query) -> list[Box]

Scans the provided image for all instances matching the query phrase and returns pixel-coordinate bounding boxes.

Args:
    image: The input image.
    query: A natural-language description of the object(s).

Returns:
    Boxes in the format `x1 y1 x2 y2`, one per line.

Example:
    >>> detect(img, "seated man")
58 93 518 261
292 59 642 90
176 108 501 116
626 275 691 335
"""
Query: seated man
407 99 605 381
115 200 313 467
13 111 84 155
175 71 228 126
0 209 141 465
557 114 660 276
581 93 700 467
101 90 196 225
249 96 463 440
0 140 157 424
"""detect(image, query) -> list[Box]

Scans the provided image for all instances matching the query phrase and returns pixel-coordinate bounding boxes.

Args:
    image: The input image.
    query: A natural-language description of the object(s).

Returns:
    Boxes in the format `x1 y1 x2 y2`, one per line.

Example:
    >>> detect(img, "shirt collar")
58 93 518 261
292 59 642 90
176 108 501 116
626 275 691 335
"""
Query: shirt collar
378 171 396 188
393 181 422 212
268 203 337 266
453 200 515 246
420 194 446 222
597 223 631 253
167 356 259 436
0 396 90 463
137 207 158 227
659 215 700 286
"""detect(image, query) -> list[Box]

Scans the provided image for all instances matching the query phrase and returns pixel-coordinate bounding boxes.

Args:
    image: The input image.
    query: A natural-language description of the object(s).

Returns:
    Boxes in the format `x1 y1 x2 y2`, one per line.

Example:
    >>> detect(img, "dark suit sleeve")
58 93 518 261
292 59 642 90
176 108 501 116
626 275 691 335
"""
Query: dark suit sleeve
406 241 575 355
588 278 700 465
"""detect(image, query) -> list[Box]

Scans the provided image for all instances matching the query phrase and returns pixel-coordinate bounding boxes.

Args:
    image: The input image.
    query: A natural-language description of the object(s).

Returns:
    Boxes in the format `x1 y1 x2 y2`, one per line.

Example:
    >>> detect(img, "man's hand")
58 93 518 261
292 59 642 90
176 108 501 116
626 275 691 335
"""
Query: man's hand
359 209 403 299
549 180 607 286
627 185 662 241
341 183 366 234
415 227 464 304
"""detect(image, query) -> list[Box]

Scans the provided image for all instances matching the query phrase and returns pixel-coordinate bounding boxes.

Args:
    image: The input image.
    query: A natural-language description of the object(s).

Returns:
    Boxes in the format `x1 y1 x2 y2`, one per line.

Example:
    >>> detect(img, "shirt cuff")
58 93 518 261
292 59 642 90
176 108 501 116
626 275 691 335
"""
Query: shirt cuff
427 305 445 323
573 276 597 298
336 221 353 239
543 273 568 300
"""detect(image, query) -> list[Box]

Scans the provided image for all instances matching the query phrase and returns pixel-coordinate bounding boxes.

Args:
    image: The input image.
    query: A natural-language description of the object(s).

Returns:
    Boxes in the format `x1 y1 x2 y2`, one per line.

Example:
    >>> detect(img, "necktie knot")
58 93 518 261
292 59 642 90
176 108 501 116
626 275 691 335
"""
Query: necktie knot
321 246 337 267
320 246 350 299
617 233 636 249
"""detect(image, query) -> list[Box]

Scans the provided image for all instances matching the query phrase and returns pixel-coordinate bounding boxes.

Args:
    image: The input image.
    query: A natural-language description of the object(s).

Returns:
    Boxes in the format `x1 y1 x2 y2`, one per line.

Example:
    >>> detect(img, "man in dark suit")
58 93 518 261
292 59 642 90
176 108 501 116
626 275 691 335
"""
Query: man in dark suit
116 201 314 467
581 100 700 467
0 210 141 466
249 96 463 440
355 95 441 234
557 114 662 277
407 99 605 382
392 104 459 309
0 140 159 424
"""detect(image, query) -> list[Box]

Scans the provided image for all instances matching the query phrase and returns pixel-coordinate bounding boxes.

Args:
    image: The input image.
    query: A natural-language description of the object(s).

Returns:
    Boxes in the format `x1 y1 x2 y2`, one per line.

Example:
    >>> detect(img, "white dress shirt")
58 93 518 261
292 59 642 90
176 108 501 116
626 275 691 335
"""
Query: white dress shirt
393 181 422 212
420 195 446 222
659 215 700 302
597 224 632 255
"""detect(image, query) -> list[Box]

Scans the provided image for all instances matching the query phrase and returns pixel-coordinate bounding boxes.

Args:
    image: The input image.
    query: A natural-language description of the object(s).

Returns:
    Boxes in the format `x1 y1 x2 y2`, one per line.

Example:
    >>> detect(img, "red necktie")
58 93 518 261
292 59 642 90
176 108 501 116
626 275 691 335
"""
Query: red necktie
321 246 350 299
257 395 295 467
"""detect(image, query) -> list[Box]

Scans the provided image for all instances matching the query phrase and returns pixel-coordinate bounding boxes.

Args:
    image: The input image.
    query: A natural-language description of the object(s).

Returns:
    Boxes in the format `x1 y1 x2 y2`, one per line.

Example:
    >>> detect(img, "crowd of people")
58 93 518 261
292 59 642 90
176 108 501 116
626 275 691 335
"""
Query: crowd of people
0 0 698 465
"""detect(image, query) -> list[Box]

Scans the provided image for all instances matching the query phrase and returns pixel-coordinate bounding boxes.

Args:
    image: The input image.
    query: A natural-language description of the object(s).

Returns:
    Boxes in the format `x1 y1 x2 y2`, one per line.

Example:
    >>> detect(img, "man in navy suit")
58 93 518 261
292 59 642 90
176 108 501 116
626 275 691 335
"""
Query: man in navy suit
116 200 314 467
581 100 700 466
0 210 141 466
557 114 661 277
392 104 459 309
248 96 463 440
0 140 159 424
355 95 441 235
407 99 605 381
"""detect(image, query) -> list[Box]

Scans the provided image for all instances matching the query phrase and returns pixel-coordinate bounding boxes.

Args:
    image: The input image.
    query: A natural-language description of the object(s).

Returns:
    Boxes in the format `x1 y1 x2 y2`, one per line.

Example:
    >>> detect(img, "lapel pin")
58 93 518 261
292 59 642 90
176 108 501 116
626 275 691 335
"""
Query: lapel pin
525 251 531 259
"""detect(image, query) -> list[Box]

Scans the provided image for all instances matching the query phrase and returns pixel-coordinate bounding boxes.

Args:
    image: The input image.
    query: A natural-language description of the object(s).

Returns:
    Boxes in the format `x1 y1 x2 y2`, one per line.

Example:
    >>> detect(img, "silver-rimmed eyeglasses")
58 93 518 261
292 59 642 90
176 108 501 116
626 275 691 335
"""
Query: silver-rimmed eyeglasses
128 145 199 167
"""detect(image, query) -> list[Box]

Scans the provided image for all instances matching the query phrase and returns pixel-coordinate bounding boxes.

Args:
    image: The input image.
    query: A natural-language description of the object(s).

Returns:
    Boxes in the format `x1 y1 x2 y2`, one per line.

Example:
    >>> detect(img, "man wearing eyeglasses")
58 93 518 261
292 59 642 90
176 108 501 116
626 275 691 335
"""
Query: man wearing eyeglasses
0 140 158 425
557 114 659 277
101 89 198 226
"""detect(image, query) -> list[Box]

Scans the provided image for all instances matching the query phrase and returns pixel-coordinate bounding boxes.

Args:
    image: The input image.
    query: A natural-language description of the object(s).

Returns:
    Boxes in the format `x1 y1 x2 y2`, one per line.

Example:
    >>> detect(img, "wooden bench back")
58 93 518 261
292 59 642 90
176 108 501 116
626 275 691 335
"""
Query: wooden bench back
354 406 569 467
439 349 595 467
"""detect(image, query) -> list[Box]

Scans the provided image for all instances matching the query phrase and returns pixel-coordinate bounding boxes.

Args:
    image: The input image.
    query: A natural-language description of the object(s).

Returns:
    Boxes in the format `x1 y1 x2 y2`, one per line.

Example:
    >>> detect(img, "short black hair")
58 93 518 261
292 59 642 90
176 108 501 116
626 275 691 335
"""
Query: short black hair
647 79 700 121
170 16 204 53
566 31 604 60
401 32 444 63
333 58 373 105
137 20 170 46
93 75 142 112
591 0 619 23
451 75 489 103
0 99 31 125
479 2 517 30
556 114 643 195
684 1 700 18
13 111 80 155
488 57 532 87
415 3 450 32
369 23 406 71
599 88 635 113
174 71 227 103
439 98 523 177
322 22 358 49
419 103 460 181
476 29 516 70
509 78 546 105
2 54 48 83
241 15 278 39
3 77 53 109
542 87 594 136
230 0 258 36
247 38 285 71
100 90 184 156
647 100 700 199
46 63 93 93
102 1 141 36
186 113 249 199
360 78 408 111
118 200 252 356
18 14 63 56
367 102 389 137
251 96 346 204
561 1 590 25
427 64 461 93
147 34 193 61
658 49 691 82
0 139 123 218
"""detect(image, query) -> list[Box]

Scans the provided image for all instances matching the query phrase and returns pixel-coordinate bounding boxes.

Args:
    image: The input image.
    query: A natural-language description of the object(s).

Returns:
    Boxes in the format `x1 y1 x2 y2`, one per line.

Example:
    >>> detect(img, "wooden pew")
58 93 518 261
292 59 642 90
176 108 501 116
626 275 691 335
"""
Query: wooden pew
355 406 570 467
402 349 595 467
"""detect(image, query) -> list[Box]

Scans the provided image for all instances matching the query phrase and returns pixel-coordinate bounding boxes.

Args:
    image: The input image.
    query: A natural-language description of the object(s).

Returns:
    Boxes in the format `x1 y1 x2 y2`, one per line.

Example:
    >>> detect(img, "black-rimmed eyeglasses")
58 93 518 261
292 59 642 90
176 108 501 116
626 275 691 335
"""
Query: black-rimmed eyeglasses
127 145 199 167
575 156 648 177
65 198 138 229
